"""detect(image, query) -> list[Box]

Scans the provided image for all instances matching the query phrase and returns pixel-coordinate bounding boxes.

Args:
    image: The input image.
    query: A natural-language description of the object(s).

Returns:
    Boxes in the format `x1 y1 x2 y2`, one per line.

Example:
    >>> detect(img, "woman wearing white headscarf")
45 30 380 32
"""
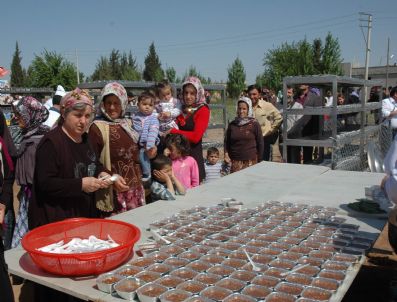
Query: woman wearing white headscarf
89 82 145 214
224 97 264 173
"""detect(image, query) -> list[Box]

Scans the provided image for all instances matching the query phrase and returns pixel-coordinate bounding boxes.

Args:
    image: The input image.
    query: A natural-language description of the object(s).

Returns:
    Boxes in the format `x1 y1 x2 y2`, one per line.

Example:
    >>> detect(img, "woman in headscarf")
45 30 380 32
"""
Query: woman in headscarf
28 88 111 230
89 82 145 214
224 97 264 173
11 96 50 247
169 76 210 182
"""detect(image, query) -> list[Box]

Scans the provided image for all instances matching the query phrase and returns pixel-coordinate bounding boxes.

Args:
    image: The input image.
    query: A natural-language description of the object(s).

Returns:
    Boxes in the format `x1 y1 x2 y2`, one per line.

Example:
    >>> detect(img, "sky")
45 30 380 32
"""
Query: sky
1 0 396 84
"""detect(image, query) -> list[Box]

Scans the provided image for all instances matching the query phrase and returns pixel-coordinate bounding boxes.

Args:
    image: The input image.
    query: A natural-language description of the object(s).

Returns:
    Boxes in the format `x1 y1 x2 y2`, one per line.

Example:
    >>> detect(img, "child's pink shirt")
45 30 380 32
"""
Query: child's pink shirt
172 156 199 189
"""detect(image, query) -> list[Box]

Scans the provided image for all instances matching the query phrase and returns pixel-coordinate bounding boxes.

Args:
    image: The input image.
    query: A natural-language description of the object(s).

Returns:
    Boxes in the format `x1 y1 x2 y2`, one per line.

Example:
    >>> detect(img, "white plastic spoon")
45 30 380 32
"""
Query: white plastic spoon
243 248 261 272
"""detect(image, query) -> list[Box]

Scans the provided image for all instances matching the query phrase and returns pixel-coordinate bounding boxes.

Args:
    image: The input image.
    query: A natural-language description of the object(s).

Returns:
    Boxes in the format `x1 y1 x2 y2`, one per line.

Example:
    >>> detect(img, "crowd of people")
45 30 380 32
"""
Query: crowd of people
1 73 397 301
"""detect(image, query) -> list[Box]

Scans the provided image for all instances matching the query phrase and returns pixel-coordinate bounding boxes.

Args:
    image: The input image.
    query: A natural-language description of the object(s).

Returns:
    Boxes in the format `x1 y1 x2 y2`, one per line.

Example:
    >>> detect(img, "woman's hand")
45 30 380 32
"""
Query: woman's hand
0 203 5 225
82 177 109 193
98 172 113 185
153 169 170 183
159 112 171 120
224 152 231 164
113 175 129 192
146 146 157 159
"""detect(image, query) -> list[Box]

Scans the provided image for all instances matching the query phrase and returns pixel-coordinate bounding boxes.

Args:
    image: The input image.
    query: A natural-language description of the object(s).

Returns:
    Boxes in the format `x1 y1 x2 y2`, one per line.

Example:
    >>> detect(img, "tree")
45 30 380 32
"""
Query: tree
10 42 25 87
109 49 122 80
91 50 141 81
27 50 78 90
91 56 112 81
227 57 246 98
143 42 164 82
312 38 323 74
183 65 211 84
165 67 177 83
322 32 342 75
259 33 343 90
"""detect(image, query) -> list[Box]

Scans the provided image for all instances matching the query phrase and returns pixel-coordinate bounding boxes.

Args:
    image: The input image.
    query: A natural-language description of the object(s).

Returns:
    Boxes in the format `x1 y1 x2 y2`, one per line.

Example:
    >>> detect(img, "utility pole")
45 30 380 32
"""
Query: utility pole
359 12 372 91
75 49 80 84
386 37 390 91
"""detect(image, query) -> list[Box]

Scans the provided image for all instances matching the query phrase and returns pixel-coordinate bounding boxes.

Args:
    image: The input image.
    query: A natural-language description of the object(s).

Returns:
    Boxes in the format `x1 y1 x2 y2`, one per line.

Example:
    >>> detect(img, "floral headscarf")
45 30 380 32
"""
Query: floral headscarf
95 82 139 143
60 88 93 111
233 97 255 126
182 76 207 109
98 82 128 121
13 96 50 137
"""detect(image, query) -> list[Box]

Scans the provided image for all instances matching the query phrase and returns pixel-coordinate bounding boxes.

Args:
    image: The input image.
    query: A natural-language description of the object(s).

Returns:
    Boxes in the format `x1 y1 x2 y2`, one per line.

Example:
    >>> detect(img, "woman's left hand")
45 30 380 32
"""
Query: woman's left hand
113 175 129 192
98 172 113 186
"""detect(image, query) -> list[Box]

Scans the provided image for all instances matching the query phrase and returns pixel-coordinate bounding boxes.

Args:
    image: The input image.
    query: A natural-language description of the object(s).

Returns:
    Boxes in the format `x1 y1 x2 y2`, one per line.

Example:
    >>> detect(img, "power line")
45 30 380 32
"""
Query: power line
60 13 357 56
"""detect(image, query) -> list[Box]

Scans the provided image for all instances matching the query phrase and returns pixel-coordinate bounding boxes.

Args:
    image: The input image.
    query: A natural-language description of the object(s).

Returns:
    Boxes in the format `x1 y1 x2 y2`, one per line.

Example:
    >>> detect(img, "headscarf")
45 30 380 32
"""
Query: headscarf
95 82 139 143
60 88 93 111
233 97 255 126
13 96 50 138
182 76 207 113
98 82 128 121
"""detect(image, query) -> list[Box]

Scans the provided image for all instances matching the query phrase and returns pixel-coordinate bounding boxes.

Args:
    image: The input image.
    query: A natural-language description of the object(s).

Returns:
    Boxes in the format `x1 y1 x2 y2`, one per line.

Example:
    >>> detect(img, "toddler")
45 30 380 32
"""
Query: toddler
204 147 230 183
132 91 160 181
164 134 199 189
150 155 185 201
155 81 182 133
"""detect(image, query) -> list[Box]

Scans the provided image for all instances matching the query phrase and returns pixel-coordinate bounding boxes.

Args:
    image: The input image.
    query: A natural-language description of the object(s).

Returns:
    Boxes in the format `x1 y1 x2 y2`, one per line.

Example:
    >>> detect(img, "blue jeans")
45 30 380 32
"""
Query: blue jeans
139 148 151 179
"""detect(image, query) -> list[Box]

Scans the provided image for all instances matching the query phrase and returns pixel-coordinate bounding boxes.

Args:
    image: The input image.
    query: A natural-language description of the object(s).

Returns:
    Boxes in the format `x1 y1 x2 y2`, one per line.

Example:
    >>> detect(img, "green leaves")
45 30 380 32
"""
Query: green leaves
143 42 164 82
28 50 78 90
91 50 141 82
227 57 246 99
259 33 343 91
10 41 26 87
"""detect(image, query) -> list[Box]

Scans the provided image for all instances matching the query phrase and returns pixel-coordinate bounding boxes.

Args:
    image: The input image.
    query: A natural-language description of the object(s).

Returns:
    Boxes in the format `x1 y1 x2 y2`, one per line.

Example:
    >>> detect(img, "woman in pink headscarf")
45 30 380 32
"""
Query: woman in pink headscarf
169 76 210 182
28 88 111 230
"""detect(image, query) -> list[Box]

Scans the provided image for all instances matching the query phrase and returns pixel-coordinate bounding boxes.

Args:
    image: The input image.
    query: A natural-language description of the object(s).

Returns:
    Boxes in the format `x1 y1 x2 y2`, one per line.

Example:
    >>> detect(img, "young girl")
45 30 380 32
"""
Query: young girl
224 97 264 173
155 80 182 133
164 133 199 189
150 154 185 201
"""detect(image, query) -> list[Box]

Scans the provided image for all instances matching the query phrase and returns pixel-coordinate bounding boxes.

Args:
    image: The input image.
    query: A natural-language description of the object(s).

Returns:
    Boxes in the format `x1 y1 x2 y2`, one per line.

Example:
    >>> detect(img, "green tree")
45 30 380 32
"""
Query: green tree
28 50 78 90
10 42 26 87
165 67 177 83
183 66 211 84
91 50 141 81
322 32 342 75
260 33 343 90
143 42 164 82
91 56 112 81
312 38 323 74
226 57 246 98
109 49 122 80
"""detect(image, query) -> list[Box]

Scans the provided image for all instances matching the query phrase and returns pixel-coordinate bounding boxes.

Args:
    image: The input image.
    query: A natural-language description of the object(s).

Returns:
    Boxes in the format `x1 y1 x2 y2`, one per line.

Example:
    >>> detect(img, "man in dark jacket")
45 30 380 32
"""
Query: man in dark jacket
295 84 323 163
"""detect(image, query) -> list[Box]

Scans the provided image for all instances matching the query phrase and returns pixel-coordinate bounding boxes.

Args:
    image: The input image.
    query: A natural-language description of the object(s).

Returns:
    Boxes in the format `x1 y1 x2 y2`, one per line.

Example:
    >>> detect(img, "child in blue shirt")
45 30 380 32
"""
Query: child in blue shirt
150 155 185 201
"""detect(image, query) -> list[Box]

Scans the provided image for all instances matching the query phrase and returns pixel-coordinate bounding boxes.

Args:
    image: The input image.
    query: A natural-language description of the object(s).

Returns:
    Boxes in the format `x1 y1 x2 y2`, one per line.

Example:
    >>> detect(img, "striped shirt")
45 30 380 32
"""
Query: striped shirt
204 161 223 183
132 112 160 149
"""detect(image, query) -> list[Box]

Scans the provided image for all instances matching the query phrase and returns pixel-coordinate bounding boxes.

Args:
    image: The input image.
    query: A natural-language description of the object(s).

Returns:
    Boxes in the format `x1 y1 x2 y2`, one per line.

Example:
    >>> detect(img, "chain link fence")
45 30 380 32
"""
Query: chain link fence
322 109 382 171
